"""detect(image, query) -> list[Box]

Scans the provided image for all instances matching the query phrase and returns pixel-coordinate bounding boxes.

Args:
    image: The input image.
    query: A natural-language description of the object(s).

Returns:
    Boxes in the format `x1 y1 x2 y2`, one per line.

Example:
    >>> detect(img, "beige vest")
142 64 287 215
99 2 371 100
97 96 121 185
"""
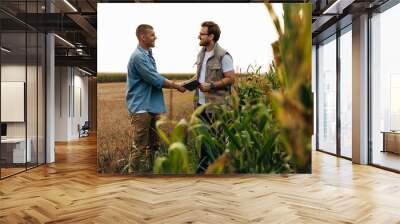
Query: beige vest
194 43 231 113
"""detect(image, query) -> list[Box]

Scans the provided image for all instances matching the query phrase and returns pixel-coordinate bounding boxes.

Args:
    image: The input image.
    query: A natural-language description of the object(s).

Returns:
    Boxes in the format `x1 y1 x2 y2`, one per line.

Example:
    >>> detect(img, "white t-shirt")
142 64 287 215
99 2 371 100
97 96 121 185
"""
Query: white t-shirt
198 51 234 105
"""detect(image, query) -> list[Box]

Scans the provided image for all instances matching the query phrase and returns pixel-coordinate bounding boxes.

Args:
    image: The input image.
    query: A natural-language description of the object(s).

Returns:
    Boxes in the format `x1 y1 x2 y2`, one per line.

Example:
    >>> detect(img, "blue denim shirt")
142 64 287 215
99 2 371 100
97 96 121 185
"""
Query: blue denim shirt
126 46 166 114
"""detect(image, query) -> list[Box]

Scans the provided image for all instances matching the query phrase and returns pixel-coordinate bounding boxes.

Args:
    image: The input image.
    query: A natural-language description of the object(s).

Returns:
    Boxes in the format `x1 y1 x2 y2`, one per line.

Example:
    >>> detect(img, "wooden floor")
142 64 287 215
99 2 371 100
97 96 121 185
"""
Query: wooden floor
1 135 400 223
372 151 400 171
0 167 26 178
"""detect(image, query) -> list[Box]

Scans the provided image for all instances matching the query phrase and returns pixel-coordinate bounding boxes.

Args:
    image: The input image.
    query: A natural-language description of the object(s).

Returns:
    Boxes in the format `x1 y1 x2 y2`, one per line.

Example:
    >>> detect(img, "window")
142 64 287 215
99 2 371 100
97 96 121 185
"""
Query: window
0 1 46 179
339 27 352 158
370 3 400 171
317 35 337 154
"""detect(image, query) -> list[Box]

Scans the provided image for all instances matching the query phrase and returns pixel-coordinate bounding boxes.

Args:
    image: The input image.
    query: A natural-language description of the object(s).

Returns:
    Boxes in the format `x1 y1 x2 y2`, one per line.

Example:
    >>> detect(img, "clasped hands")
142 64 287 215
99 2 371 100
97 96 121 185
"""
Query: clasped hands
175 81 211 93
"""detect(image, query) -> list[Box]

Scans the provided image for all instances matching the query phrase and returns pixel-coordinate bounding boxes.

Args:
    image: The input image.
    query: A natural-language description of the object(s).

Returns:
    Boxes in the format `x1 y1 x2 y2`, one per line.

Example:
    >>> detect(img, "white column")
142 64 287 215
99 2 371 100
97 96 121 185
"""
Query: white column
312 45 317 151
352 14 369 164
46 33 55 163
55 67 73 141
45 0 55 163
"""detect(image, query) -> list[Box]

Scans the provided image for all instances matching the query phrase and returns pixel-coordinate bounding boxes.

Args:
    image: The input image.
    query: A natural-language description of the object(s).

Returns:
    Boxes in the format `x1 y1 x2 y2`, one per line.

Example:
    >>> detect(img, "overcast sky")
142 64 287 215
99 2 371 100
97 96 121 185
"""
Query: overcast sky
97 3 283 74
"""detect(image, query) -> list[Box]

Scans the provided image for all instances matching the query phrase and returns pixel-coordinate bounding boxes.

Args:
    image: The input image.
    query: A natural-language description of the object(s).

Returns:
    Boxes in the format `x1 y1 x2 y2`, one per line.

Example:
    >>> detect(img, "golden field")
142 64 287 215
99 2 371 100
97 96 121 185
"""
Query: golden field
97 82 194 173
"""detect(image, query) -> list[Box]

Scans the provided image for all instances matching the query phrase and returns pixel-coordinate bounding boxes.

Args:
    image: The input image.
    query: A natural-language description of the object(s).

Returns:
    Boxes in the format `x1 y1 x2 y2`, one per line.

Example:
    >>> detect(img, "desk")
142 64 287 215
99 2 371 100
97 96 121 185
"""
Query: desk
1 138 31 163
381 131 400 154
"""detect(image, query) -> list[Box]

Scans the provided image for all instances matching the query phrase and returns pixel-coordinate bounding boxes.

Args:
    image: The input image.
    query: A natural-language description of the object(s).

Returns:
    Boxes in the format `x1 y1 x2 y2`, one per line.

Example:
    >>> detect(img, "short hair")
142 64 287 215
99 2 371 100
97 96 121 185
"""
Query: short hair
136 24 153 38
201 21 221 42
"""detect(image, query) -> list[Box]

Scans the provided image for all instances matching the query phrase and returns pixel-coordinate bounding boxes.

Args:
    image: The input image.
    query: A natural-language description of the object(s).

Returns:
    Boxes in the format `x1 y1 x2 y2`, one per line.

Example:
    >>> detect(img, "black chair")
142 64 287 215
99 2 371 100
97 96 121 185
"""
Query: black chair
79 121 90 138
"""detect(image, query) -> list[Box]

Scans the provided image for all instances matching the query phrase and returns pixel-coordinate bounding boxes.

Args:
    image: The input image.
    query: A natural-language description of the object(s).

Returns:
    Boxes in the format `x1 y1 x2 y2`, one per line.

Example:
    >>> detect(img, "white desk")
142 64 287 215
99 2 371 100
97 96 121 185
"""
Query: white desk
1 138 32 163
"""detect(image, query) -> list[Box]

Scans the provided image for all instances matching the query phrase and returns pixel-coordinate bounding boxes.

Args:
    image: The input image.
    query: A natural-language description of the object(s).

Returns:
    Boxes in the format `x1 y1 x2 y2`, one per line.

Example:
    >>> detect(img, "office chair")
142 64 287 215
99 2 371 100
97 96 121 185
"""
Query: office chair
79 121 90 138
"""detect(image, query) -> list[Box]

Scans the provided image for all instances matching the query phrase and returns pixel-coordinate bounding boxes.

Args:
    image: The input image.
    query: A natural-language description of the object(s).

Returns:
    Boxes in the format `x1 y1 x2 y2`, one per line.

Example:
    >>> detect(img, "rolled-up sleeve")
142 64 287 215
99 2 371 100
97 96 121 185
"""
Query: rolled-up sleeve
222 54 234 73
133 55 165 89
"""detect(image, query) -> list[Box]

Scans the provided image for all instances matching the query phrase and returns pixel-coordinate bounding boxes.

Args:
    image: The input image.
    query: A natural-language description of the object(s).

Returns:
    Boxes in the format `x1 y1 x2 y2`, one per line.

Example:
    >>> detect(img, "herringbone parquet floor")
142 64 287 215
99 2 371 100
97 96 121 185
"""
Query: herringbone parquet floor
0 135 400 224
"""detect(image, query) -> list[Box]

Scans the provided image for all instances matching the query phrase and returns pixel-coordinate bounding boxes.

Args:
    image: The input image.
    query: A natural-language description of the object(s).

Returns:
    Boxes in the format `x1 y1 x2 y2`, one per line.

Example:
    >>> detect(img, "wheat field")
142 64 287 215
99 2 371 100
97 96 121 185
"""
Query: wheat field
97 82 194 173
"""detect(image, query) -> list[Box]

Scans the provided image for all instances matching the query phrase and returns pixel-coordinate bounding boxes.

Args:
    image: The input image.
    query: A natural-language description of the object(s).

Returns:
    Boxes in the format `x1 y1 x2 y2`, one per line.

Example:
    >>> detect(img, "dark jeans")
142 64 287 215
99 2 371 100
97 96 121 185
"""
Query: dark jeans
196 106 214 174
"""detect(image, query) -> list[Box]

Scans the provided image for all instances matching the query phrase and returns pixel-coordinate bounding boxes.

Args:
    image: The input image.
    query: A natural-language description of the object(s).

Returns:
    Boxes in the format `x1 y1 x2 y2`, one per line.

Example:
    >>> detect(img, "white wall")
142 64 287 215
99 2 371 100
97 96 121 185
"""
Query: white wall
1 65 26 134
1 82 25 122
1 63 46 164
55 66 89 141
73 72 89 131
1 64 26 81
55 66 69 141
1 65 34 138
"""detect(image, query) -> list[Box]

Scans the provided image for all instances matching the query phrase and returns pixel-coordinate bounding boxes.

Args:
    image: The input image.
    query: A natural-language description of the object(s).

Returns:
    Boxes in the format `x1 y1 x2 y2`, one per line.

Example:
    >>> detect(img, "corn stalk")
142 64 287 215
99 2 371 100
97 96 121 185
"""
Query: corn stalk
265 2 313 172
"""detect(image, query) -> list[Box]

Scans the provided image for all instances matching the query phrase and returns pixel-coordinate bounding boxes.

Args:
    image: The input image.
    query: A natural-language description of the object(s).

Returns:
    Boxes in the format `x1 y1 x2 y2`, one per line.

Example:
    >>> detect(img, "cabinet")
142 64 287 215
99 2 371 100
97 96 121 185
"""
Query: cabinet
382 132 400 154
0 138 32 164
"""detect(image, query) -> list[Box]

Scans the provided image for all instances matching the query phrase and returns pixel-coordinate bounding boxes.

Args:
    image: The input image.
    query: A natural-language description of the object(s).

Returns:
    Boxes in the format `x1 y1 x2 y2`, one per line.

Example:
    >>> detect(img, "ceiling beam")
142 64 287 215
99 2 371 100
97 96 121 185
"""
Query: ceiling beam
55 55 96 72
312 15 335 33
67 13 97 40
322 0 356 14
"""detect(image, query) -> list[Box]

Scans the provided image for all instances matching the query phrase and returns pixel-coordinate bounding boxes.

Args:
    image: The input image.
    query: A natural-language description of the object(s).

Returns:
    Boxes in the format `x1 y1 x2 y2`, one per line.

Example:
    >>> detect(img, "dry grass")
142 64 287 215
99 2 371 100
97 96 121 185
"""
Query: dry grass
97 82 194 173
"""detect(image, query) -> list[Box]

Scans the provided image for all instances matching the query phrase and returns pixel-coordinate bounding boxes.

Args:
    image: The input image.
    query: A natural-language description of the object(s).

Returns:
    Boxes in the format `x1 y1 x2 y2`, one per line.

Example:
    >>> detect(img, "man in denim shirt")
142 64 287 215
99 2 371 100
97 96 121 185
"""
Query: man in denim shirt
126 24 186 173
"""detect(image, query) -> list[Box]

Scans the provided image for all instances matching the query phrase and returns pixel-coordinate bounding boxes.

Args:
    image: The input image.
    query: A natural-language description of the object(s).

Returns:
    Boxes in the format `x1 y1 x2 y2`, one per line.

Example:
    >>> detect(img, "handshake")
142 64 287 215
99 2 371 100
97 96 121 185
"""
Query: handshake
171 80 212 93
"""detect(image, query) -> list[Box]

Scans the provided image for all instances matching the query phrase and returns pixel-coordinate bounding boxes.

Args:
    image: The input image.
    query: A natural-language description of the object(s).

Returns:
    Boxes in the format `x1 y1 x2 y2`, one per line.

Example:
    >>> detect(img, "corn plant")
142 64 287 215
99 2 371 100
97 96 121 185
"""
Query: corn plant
152 3 312 174
265 2 312 173
153 103 230 174
238 63 280 106
153 118 196 174
187 66 291 174
153 142 191 174
204 94 291 174
152 64 292 174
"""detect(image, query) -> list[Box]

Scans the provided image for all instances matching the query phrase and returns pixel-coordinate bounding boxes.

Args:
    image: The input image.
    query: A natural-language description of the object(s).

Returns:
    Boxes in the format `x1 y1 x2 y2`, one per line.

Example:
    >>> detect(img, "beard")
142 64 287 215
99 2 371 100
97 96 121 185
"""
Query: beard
147 40 155 48
199 39 209 46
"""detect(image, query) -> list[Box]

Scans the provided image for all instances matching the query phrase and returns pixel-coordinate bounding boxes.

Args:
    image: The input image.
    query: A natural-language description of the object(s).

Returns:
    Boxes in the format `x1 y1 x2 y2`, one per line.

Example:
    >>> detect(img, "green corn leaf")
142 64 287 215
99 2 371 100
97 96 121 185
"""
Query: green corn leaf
171 119 188 143
156 118 171 146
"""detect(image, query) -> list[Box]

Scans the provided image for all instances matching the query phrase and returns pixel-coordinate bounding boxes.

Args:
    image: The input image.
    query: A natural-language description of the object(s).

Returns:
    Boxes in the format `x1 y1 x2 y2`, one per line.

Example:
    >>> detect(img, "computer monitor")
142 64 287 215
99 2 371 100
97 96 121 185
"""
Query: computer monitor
1 123 7 137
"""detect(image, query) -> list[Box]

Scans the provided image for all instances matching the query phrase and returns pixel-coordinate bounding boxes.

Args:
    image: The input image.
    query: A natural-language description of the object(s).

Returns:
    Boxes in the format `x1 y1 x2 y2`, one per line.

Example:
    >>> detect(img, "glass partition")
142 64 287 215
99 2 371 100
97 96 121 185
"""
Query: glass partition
371 4 400 171
317 35 337 155
339 27 352 158
0 1 46 179
1 31 28 177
